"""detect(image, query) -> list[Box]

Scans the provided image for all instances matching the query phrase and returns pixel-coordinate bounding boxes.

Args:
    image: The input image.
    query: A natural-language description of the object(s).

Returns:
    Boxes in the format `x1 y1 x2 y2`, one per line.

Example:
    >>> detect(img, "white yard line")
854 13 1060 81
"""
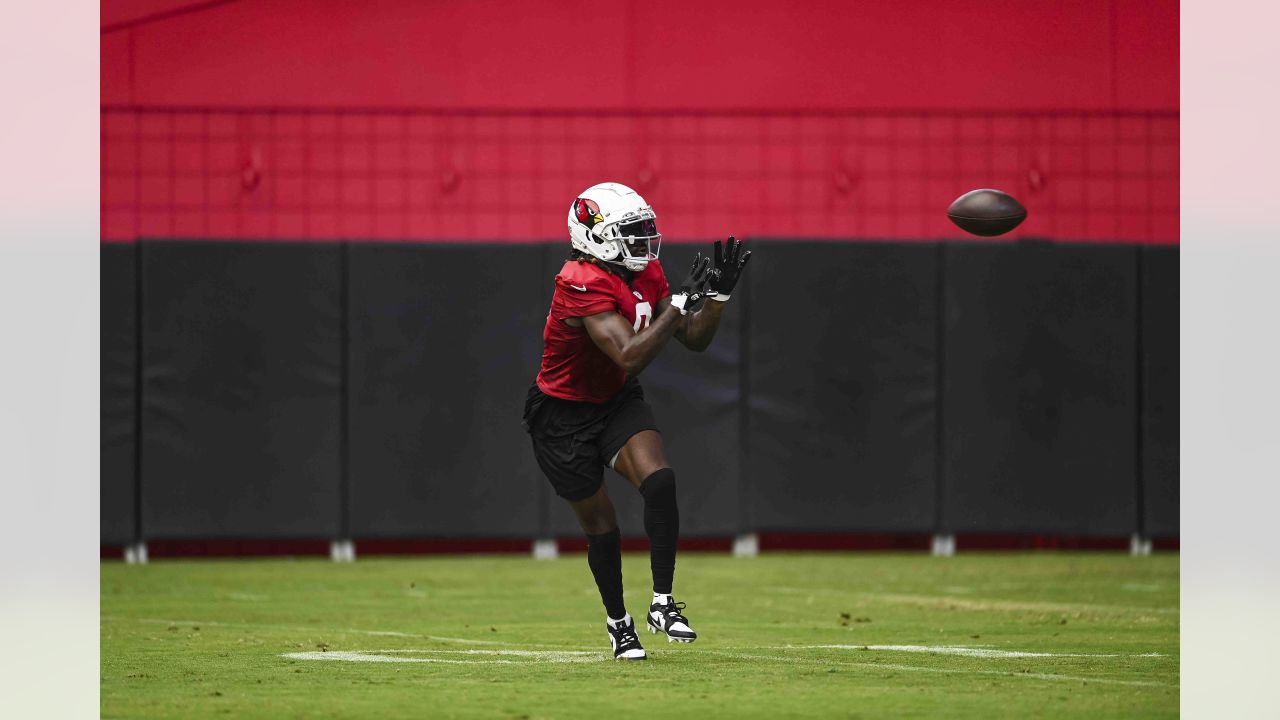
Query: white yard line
371 649 599 656
282 649 603 664
282 645 1174 683
112 614 1172 685
283 651 514 664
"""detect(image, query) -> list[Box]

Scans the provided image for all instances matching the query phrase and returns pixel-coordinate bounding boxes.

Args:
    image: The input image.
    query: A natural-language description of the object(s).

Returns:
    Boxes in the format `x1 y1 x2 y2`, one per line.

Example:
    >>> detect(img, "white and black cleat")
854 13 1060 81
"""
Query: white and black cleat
606 615 647 660
647 597 697 643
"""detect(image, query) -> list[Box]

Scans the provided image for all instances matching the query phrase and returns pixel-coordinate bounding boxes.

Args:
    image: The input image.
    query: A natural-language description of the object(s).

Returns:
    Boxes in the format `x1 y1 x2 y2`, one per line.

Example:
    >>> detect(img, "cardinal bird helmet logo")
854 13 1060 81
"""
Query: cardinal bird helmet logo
574 198 604 227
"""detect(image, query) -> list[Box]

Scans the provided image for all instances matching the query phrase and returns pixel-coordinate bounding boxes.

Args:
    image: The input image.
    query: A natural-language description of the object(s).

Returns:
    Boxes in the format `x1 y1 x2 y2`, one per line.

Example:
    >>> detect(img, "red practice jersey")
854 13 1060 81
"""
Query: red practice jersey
536 259 671 403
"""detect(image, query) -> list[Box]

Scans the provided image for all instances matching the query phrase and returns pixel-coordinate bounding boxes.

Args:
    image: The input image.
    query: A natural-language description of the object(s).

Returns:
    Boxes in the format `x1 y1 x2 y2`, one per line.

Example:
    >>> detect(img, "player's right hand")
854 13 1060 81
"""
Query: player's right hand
708 235 751 301
670 253 712 316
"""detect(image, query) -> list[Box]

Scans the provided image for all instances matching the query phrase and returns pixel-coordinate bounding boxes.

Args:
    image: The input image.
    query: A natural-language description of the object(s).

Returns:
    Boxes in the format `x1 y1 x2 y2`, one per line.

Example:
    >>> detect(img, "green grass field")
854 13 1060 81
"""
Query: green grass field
102 552 1178 718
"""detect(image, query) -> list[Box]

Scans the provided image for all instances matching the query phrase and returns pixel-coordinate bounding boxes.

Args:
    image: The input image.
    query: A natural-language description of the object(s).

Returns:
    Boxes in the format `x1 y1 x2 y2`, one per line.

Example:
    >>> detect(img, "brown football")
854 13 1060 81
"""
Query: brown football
946 189 1027 237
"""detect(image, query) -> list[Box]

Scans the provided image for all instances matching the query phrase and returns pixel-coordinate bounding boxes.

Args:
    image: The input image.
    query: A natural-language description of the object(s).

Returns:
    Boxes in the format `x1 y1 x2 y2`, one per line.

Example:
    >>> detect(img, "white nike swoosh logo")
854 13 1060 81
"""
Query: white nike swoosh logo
570 284 588 292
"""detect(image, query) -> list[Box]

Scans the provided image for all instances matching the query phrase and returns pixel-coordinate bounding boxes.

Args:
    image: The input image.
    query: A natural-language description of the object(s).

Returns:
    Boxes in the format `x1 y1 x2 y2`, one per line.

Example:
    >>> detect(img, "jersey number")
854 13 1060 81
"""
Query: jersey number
632 302 652 332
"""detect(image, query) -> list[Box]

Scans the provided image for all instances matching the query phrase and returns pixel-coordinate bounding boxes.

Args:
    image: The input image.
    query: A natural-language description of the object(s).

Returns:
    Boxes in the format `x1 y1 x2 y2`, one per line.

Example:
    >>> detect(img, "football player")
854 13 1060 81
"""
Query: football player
523 182 751 660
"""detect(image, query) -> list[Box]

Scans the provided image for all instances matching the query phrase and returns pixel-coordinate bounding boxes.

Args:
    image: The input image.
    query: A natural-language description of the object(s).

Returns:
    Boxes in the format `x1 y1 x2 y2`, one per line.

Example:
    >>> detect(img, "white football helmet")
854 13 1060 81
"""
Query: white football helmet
567 182 661 272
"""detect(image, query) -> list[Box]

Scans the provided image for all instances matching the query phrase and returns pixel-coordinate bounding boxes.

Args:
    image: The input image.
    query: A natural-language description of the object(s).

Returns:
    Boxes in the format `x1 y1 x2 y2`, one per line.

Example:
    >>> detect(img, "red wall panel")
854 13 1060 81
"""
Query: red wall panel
1114 0 1180 109
101 108 1178 243
102 0 1176 111
100 1 1178 242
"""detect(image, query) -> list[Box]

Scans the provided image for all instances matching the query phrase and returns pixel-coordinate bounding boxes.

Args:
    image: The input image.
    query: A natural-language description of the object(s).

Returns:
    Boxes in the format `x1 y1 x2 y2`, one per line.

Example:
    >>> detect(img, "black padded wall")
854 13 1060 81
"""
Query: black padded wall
745 241 939 533
101 243 137 545
101 239 1178 544
347 244 546 538
940 241 1138 535
1141 245 1179 538
139 241 343 539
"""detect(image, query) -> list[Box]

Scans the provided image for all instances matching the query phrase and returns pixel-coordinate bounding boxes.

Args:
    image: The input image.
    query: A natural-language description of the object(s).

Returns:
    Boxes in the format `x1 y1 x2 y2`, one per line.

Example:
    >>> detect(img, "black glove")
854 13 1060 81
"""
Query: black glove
670 252 712 316
708 236 751 301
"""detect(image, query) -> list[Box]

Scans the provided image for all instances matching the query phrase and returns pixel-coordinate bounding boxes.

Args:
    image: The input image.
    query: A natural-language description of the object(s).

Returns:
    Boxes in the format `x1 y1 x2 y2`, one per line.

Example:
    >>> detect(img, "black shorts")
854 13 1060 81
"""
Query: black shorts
522 378 659 502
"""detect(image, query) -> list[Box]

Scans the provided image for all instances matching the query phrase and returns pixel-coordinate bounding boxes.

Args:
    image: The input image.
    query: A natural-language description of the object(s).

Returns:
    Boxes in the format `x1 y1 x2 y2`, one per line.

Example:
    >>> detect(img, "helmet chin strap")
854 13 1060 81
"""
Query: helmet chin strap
614 236 655 273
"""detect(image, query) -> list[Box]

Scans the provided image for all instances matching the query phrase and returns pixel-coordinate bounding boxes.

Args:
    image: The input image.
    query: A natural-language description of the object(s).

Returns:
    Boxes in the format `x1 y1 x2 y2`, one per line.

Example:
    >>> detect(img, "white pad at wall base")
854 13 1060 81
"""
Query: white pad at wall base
124 541 148 565
330 539 356 562
1130 534 1152 556
732 533 759 558
931 534 955 557
532 539 559 560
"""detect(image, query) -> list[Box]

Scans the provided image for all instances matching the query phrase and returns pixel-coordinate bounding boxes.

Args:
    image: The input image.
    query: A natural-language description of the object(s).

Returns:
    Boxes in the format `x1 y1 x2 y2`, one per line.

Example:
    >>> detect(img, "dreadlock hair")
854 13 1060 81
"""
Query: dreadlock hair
569 248 634 282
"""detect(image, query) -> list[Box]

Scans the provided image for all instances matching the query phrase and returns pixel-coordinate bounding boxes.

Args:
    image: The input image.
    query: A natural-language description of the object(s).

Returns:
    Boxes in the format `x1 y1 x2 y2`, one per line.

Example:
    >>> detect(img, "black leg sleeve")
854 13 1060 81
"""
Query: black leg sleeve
586 528 626 620
639 468 679 595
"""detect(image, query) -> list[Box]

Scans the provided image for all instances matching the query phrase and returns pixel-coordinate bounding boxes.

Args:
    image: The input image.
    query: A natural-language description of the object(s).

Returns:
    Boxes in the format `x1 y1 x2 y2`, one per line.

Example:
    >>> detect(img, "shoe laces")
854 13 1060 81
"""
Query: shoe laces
614 623 640 649
659 600 688 625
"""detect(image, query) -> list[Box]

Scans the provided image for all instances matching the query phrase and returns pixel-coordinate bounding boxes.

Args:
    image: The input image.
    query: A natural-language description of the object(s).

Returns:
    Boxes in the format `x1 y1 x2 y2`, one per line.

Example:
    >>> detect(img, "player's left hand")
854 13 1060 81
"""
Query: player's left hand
708 235 751 302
